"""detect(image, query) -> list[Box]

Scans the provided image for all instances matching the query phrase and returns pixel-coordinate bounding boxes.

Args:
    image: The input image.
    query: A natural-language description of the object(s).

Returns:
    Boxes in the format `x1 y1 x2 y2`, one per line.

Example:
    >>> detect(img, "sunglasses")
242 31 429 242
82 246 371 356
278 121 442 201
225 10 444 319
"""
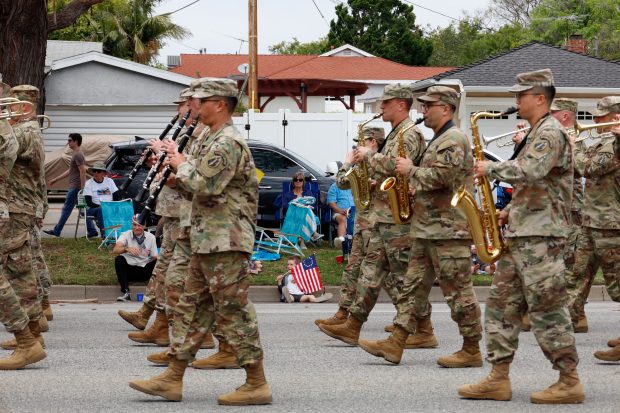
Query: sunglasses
292 178 304 182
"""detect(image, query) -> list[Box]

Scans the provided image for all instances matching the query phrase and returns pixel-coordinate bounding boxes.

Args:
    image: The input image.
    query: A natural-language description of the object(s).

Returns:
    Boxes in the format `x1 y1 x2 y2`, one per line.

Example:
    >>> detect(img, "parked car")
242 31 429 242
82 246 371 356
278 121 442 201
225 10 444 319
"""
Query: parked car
105 139 336 228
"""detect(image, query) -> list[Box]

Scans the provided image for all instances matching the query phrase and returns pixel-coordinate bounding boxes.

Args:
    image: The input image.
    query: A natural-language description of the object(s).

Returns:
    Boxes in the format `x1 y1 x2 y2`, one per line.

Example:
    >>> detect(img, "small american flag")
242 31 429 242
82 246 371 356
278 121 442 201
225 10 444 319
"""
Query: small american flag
291 254 323 294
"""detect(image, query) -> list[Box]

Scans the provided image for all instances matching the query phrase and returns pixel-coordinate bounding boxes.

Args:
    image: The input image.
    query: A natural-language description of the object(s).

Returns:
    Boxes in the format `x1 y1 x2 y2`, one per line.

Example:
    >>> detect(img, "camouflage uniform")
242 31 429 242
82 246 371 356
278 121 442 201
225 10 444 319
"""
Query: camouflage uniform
348 102 427 323
568 97 620 316
484 105 577 372
395 90 481 339
171 107 263 369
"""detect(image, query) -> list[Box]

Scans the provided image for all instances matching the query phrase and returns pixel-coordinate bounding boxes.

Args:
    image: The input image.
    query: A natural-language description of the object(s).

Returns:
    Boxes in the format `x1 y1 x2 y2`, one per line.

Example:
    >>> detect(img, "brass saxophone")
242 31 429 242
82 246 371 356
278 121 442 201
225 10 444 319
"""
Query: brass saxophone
343 113 383 211
379 117 424 224
450 107 517 263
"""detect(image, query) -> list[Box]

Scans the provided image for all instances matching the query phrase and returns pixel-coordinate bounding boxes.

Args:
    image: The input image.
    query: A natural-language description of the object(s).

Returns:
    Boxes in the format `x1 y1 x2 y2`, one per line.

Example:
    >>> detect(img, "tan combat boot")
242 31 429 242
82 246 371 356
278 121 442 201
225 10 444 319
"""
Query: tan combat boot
530 370 585 404
192 340 240 369
0 326 47 370
39 316 49 333
118 304 154 330
147 349 171 365
128 309 169 345
200 331 215 349
573 314 588 333
594 345 620 362
405 317 438 349
358 325 408 364
607 337 620 348
385 324 395 333
314 307 348 327
318 315 363 346
41 296 53 321
437 337 483 368
217 360 272 405
1 319 46 350
521 314 531 331
458 363 512 401
129 358 188 401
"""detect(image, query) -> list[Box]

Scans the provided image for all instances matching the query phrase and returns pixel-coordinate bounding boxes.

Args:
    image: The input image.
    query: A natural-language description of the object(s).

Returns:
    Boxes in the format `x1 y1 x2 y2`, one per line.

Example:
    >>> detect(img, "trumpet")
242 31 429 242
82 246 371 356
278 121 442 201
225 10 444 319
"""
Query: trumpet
0 99 35 120
572 120 620 143
37 115 51 130
483 127 530 147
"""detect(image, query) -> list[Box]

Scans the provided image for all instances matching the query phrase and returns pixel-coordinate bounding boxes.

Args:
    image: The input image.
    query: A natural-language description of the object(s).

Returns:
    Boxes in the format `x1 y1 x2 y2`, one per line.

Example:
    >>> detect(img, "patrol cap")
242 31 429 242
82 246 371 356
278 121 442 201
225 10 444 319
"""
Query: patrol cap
379 83 413 101
0 82 10 98
191 77 238 99
508 68 554 93
9 84 39 103
87 163 107 174
417 85 459 108
354 126 386 144
550 98 578 113
590 96 620 117
173 88 191 104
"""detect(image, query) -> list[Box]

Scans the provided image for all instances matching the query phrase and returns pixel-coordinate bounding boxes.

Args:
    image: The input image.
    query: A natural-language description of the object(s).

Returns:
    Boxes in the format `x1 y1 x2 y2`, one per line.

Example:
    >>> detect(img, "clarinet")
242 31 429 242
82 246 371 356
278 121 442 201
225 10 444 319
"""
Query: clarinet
134 111 191 202
119 113 180 191
137 118 199 225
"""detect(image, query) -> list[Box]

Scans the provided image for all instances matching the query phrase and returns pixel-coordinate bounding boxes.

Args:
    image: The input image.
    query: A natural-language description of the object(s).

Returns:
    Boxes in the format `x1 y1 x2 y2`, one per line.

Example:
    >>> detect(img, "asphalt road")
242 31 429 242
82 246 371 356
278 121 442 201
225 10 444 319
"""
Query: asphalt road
0 302 619 413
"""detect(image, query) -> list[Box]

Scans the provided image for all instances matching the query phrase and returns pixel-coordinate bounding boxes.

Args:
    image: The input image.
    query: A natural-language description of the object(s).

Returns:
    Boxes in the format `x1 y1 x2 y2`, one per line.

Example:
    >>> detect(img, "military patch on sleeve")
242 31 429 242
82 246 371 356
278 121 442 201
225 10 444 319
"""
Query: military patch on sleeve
534 140 548 152
207 156 222 168
443 149 453 165
596 152 612 165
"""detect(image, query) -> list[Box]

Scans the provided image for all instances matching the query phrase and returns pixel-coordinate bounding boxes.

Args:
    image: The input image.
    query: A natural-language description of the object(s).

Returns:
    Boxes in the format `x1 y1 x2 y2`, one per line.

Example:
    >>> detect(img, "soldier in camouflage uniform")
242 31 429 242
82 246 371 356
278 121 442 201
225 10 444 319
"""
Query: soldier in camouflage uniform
318 84 427 347
571 96 620 362
459 69 584 404
0 84 47 369
129 78 271 405
549 98 588 333
359 86 482 367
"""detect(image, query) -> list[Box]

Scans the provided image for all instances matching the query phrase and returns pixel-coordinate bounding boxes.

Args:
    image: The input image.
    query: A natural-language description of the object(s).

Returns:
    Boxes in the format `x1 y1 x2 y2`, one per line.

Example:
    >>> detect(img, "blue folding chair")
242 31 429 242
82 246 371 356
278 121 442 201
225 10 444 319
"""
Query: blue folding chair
98 199 133 250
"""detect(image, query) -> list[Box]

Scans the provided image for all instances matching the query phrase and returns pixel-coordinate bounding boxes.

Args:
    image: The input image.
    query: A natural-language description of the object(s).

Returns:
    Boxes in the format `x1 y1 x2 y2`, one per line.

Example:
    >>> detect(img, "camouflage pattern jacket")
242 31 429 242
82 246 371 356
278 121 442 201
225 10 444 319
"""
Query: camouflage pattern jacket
0 120 18 220
571 138 585 215
487 114 573 238
175 122 258 254
336 162 372 232
9 120 45 217
364 117 425 225
575 134 620 230
407 122 473 240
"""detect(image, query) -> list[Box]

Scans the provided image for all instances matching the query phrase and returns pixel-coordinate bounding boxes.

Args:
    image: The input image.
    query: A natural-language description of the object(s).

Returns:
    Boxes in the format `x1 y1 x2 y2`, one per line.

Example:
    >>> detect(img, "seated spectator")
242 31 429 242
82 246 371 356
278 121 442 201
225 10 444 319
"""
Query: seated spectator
83 163 118 238
274 171 315 221
327 182 354 249
113 215 158 301
280 258 332 303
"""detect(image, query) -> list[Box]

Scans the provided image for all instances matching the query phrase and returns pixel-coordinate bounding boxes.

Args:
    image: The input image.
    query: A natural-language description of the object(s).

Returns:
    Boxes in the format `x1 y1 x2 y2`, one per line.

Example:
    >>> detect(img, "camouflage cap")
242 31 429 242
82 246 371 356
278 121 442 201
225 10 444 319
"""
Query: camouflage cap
0 82 10 98
416 85 459 107
508 68 554 92
87 163 107 174
9 84 39 103
173 88 191 104
379 83 413 101
354 126 385 143
590 96 620 117
550 98 578 113
191 77 238 99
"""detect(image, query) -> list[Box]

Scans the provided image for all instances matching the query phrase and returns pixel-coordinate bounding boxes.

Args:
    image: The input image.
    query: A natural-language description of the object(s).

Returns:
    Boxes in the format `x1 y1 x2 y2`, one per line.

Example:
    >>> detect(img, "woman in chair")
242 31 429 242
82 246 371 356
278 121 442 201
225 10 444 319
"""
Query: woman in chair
277 171 315 219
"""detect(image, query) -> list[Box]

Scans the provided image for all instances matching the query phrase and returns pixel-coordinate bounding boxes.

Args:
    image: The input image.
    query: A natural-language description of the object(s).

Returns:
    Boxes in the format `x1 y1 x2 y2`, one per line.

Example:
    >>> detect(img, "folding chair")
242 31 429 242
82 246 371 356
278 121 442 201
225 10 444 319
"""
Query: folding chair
74 190 98 241
278 181 323 234
98 199 134 250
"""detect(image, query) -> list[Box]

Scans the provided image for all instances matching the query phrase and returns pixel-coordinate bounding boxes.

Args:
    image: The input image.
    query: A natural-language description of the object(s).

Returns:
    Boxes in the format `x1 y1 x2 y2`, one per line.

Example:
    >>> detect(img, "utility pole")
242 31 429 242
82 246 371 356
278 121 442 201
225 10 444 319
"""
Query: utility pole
248 0 258 111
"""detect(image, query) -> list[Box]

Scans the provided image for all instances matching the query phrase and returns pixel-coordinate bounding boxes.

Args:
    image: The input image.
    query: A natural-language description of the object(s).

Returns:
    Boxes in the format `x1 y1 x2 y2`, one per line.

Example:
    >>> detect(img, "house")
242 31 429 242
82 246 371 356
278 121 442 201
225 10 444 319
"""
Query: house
167 44 452 113
44 43 193 151
414 41 620 159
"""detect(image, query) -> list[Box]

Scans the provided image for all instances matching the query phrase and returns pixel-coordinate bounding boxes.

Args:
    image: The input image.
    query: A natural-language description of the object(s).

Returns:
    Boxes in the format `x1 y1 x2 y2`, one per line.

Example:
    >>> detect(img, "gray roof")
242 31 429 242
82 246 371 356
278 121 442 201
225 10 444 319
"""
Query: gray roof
45 40 103 69
427 42 620 88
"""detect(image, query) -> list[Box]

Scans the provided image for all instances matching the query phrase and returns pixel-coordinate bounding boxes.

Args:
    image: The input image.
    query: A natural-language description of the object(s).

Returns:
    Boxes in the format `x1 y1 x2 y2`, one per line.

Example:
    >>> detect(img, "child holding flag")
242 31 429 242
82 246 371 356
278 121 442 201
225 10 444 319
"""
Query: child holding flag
280 256 332 303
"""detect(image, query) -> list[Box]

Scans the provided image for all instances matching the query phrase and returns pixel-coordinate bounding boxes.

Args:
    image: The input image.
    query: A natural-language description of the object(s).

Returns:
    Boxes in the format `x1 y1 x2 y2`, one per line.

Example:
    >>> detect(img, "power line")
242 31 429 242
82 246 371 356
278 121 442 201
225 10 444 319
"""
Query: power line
165 0 204 15
311 0 331 26
399 0 460 24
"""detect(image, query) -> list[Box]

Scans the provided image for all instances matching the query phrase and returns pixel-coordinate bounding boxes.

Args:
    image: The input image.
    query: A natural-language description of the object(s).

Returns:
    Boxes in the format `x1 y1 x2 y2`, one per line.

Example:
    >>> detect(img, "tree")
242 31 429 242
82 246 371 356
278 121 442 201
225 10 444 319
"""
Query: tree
268 37 330 55
326 0 432 65
487 0 544 26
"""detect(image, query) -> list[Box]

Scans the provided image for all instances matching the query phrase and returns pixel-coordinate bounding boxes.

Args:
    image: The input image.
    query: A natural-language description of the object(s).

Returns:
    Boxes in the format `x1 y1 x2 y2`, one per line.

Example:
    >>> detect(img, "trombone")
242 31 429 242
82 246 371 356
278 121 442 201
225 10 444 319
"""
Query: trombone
572 120 620 143
483 126 530 147
0 99 35 120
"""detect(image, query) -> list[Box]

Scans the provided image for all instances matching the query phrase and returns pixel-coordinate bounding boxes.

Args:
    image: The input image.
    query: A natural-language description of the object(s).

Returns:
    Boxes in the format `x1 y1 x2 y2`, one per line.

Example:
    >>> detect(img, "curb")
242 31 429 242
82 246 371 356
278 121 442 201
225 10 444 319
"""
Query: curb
50 285 613 303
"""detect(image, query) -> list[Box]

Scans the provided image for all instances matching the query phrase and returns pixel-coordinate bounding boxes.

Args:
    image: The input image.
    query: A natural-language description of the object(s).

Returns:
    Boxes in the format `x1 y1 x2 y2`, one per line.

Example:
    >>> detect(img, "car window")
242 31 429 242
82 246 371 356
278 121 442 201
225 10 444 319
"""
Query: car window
109 146 148 172
251 148 305 178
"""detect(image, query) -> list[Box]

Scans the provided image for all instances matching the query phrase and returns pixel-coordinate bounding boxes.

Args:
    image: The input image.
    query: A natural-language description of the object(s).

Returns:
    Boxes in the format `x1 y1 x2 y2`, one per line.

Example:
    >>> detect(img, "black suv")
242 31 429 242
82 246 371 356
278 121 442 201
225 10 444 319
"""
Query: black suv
105 139 336 228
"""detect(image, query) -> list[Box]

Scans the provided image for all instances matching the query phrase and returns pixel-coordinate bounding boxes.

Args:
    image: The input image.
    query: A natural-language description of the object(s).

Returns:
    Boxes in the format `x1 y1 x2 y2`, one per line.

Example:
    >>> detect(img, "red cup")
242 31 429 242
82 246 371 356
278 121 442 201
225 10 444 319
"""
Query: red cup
335 255 344 264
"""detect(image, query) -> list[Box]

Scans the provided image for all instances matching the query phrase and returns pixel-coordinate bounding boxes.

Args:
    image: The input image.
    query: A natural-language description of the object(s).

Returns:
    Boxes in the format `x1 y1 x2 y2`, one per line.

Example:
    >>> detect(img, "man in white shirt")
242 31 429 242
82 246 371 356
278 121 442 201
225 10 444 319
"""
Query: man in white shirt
83 163 118 238
113 215 158 301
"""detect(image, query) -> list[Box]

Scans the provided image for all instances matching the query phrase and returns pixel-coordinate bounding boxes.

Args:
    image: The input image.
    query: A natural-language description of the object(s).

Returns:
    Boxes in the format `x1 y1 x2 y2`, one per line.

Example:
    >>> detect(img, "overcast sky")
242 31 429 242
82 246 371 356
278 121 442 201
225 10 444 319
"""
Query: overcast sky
154 0 491 64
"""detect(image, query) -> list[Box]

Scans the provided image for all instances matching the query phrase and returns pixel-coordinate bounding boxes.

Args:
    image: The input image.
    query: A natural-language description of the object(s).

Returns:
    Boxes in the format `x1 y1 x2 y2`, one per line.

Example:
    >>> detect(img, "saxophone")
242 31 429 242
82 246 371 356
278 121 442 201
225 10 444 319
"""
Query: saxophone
450 107 517 263
343 113 383 211
379 118 424 224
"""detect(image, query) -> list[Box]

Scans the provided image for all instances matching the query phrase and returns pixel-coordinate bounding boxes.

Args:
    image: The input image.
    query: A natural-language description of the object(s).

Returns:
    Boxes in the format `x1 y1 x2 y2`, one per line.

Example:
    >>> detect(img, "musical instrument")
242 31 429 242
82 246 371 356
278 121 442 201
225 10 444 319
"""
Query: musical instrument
483 127 530 147
37 115 51 130
137 119 199 225
133 112 190 201
451 107 517 263
572 120 620 143
379 117 424 224
343 112 383 211
0 99 35 120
